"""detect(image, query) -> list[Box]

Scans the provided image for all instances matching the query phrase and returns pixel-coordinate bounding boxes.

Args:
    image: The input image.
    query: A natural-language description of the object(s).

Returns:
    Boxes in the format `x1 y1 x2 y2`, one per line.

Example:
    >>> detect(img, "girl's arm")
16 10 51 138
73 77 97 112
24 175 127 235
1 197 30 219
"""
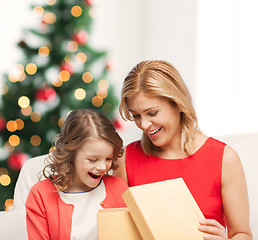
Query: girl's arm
199 145 252 240
25 189 50 240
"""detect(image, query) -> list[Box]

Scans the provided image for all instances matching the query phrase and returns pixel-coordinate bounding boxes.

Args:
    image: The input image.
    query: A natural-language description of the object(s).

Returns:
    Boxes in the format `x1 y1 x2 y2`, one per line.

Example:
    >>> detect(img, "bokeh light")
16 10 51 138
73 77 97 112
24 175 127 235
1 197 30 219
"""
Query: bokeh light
98 79 109 89
82 72 93 83
9 135 20 147
15 119 24 130
71 6 82 17
92 96 103 107
18 96 30 108
67 41 78 52
33 6 44 17
6 121 17 132
0 175 11 186
42 12 57 24
26 63 37 75
38 46 50 57
30 112 41 122
21 106 32 116
74 88 86 100
97 88 108 99
30 135 41 146
58 118 65 128
4 199 14 211
76 52 87 63
59 70 70 82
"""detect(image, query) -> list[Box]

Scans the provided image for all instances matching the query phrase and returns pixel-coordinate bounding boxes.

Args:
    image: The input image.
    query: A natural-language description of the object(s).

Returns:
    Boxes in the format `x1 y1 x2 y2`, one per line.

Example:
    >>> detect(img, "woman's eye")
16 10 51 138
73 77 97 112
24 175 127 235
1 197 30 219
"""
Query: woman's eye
132 114 140 119
149 111 158 116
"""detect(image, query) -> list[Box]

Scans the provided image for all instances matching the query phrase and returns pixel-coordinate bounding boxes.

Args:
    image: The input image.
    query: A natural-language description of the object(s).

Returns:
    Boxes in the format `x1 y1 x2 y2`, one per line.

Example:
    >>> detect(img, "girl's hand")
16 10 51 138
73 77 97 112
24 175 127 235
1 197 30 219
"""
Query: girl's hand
198 219 228 240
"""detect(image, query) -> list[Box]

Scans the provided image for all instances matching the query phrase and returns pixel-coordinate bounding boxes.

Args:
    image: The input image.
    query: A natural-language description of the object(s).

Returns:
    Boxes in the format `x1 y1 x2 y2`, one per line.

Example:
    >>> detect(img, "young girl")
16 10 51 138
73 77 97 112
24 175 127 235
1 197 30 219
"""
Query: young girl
25 109 128 240
115 60 252 239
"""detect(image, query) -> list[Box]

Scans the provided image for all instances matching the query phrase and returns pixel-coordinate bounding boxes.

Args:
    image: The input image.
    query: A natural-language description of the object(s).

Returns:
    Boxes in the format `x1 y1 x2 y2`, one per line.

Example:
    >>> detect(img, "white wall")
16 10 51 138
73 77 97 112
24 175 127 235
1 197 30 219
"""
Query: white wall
196 0 258 137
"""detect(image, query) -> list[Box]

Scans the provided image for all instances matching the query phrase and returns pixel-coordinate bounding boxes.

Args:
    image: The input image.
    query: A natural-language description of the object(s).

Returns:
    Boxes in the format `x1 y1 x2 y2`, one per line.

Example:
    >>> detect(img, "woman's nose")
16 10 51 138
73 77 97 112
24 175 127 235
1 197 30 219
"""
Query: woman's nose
141 118 151 130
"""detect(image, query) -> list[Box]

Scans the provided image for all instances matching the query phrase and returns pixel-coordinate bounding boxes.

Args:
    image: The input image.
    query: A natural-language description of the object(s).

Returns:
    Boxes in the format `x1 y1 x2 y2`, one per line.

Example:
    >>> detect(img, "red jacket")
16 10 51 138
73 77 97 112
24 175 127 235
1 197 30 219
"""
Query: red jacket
25 175 128 240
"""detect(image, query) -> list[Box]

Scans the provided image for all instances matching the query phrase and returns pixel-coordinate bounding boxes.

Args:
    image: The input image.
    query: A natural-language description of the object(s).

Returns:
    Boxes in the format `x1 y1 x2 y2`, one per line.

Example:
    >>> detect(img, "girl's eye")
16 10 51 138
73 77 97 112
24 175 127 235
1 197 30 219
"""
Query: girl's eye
88 159 97 163
106 157 113 161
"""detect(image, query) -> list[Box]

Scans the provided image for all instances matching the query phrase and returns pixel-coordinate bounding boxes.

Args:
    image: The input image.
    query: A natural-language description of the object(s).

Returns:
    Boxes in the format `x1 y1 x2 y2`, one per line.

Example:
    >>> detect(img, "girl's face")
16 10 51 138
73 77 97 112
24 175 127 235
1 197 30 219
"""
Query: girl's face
127 92 182 151
68 137 114 192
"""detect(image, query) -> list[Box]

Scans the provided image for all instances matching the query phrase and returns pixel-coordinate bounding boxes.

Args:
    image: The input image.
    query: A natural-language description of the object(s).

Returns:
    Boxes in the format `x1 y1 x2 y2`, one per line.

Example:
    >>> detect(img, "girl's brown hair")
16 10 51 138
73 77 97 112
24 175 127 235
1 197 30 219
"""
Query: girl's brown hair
119 60 198 155
43 109 123 191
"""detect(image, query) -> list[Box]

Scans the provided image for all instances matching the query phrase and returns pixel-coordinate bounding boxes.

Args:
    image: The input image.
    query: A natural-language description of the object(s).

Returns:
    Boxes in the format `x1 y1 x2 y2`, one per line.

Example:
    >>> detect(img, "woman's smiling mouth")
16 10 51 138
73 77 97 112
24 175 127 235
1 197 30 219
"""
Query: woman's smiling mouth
147 127 162 136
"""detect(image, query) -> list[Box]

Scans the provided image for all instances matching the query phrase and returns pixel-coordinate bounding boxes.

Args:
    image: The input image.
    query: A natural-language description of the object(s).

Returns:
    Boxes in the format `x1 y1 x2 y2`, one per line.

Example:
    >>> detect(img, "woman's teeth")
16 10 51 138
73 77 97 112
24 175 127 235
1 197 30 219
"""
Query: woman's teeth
148 127 161 135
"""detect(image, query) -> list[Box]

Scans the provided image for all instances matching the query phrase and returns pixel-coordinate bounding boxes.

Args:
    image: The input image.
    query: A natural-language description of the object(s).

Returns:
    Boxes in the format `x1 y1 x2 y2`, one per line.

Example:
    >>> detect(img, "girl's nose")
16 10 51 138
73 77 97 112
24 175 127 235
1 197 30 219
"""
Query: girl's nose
96 161 107 172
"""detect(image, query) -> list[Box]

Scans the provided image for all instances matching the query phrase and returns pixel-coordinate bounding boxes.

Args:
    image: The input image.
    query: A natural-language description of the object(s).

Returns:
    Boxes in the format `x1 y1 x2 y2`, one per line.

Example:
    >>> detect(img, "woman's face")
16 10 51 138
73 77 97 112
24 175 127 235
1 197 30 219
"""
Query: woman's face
126 92 182 150
68 137 114 192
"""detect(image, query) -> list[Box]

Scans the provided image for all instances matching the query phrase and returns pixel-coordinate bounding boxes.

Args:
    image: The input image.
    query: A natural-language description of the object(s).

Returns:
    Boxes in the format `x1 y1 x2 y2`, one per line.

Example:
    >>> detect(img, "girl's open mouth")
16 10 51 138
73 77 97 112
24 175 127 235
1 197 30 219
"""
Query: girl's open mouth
88 172 102 179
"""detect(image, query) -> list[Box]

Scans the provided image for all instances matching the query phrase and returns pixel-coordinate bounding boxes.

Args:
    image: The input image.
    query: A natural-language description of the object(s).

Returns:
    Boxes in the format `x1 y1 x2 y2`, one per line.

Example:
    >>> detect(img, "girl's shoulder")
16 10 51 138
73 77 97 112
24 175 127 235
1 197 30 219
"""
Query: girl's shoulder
102 175 128 186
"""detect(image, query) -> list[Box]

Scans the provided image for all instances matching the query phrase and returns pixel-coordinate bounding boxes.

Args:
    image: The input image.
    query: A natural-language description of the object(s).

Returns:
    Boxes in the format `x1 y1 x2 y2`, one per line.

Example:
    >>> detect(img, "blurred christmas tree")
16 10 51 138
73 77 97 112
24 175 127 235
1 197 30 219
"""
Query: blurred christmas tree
0 0 120 211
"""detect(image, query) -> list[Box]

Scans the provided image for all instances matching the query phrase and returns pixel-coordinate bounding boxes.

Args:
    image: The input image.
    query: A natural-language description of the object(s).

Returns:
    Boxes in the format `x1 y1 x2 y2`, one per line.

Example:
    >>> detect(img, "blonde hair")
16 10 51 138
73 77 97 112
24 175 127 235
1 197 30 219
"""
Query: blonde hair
43 109 123 191
119 60 198 155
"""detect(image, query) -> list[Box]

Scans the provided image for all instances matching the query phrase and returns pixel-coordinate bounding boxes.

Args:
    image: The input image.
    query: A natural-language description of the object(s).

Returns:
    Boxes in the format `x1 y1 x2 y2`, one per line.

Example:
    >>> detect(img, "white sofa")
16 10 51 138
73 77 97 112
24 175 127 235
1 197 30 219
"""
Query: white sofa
0 133 257 239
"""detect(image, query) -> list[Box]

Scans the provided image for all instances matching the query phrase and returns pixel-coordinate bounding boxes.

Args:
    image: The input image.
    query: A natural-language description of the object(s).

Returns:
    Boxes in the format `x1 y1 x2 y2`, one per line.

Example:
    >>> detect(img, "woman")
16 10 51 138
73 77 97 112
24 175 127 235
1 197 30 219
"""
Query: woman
115 60 252 239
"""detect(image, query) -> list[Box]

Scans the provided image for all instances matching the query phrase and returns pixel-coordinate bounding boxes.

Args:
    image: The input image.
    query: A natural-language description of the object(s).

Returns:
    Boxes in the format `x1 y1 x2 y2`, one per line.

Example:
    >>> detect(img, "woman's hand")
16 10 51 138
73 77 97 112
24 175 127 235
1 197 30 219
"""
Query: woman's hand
198 219 228 240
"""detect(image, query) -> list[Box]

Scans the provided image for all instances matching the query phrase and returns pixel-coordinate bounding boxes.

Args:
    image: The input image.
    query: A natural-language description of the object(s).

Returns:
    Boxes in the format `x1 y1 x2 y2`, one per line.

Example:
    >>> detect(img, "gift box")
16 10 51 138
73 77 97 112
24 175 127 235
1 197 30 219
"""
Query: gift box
97 208 143 240
122 178 204 240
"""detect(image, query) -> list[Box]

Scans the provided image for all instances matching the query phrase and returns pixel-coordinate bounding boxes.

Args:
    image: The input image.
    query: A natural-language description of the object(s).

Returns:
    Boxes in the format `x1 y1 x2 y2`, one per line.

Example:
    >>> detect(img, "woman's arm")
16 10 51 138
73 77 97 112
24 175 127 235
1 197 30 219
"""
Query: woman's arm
199 145 252 240
113 148 128 183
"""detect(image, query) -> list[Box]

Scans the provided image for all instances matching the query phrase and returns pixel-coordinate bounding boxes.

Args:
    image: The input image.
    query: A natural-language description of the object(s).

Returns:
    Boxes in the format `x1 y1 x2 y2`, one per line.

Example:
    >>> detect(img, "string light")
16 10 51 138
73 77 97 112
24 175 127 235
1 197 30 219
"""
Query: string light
30 112 41 122
46 0 56 6
4 199 14 211
98 79 109 89
82 72 93 83
71 6 83 17
0 175 11 186
58 118 65 128
15 119 24 130
18 96 30 108
67 41 78 52
26 63 37 75
59 70 70 82
76 52 87 63
30 135 41 146
38 46 50 57
0 168 8 176
21 106 32 116
52 78 63 87
9 135 20 147
42 12 57 24
97 88 108 99
4 142 15 152
8 64 26 82
74 88 86 100
92 96 103 107
6 121 17 132
33 6 44 17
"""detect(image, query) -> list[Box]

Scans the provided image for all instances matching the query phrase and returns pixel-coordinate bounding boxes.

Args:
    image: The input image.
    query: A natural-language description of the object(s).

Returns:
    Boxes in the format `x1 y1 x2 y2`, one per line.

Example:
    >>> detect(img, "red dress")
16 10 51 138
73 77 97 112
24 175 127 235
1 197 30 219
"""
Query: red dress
125 137 226 227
